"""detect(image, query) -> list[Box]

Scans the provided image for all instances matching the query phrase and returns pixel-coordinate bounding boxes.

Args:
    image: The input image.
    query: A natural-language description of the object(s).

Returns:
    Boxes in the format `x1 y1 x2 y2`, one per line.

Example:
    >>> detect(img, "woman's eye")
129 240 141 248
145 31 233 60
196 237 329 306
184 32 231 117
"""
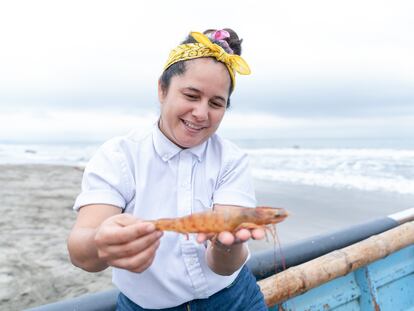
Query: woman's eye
184 94 198 100
210 102 224 108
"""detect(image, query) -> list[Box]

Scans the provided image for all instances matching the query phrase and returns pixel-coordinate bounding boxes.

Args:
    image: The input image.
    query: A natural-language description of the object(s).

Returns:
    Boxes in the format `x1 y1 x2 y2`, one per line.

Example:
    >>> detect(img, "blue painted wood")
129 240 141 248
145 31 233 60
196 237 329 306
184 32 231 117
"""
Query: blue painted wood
367 245 414 288
368 246 414 311
274 245 414 311
280 274 361 310
354 267 377 310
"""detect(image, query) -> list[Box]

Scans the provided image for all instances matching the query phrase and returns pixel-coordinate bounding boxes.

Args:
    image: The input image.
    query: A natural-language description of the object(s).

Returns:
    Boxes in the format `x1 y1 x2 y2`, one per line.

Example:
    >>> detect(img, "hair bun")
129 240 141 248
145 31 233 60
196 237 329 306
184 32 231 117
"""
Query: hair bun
180 28 243 56
203 28 243 56
222 28 243 56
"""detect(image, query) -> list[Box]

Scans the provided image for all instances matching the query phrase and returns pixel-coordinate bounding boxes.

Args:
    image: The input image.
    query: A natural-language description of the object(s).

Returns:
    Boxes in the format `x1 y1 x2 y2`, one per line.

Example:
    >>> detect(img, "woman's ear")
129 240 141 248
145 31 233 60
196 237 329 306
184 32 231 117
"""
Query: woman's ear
158 79 166 104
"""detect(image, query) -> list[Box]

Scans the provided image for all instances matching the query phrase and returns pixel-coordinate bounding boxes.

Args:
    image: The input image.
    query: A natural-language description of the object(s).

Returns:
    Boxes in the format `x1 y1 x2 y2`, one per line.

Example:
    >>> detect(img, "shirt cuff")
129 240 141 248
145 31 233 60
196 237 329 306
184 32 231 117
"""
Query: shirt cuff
73 190 126 211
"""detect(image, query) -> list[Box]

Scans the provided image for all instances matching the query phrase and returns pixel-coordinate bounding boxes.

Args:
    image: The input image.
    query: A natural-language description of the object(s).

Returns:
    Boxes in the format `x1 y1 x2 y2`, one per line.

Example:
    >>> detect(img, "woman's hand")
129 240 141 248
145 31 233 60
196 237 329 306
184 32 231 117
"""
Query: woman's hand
194 204 267 275
198 228 265 276
196 203 267 246
196 228 266 246
94 214 163 273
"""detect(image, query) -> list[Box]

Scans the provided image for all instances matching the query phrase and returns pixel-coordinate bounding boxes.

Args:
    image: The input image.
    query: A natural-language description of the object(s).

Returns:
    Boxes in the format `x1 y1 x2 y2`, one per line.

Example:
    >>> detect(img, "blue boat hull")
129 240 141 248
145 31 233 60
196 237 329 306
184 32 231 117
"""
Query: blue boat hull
273 245 414 311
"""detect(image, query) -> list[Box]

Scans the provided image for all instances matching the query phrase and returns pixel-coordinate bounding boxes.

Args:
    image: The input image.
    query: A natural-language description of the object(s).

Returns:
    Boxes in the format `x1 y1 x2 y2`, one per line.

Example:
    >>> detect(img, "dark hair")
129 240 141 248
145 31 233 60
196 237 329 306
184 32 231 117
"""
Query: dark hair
159 28 243 108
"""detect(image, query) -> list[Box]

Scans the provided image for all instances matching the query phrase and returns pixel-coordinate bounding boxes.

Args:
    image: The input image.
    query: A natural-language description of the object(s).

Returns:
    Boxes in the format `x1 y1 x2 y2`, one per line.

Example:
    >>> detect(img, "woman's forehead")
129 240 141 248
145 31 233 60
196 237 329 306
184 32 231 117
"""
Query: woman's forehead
173 58 231 95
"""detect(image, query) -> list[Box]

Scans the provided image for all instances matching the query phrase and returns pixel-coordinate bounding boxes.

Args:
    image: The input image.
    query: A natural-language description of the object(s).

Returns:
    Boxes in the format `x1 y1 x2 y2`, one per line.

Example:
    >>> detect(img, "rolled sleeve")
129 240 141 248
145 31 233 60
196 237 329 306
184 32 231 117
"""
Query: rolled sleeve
73 139 135 211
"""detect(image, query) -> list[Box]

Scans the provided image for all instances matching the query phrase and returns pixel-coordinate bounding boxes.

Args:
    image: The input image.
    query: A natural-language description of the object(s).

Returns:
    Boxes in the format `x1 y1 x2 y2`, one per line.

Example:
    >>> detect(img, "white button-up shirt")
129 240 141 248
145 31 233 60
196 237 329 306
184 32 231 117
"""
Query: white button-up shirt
74 125 256 309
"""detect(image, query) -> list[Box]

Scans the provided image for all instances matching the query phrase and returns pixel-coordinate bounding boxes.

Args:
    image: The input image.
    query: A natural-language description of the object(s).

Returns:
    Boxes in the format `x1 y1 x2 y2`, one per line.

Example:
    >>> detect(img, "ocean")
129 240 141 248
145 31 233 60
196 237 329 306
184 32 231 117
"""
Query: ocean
0 137 413 196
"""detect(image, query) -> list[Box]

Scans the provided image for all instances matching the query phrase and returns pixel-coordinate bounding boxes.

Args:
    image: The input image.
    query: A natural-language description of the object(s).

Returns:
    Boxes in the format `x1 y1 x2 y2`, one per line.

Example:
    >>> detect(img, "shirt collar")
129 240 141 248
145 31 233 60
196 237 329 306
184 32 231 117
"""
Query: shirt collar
152 123 207 162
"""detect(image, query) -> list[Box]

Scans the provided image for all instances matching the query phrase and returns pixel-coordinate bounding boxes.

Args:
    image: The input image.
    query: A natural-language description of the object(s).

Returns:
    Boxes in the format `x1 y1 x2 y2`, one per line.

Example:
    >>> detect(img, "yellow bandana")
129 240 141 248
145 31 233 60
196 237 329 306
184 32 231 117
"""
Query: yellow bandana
163 32 251 90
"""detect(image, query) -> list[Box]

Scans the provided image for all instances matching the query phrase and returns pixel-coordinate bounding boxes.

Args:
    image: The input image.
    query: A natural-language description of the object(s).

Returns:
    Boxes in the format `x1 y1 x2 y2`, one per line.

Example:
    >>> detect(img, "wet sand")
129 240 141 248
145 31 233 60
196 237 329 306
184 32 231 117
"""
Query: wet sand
1 164 413 310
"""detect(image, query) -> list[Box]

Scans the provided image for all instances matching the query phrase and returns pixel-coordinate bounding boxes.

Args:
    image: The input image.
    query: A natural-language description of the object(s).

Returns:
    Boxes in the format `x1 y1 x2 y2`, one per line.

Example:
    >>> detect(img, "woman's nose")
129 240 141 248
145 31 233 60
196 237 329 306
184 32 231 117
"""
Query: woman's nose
192 102 209 121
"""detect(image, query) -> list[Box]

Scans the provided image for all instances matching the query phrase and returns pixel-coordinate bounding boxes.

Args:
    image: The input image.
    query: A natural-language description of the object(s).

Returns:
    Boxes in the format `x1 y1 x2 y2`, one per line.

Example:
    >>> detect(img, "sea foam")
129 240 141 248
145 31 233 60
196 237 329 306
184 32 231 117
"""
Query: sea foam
1 143 413 195
246 148 414 195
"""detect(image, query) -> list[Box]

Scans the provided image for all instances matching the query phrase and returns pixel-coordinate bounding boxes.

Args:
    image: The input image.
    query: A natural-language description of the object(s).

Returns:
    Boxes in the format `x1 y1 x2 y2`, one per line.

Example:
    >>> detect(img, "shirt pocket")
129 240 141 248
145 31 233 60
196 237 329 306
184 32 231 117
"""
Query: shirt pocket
192 193 213 213
192 169 215 213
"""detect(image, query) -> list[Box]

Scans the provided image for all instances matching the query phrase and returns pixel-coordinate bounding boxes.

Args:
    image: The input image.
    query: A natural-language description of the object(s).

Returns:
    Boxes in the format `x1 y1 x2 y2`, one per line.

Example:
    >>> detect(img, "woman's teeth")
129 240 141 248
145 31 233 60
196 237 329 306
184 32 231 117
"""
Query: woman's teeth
183 120 203 130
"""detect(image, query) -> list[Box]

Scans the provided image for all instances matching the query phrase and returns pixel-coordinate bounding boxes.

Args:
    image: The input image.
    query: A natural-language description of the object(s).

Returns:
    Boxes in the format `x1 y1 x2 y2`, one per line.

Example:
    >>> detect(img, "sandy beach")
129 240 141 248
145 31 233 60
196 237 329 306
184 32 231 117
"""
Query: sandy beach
0 165 113 311
1 164 413 310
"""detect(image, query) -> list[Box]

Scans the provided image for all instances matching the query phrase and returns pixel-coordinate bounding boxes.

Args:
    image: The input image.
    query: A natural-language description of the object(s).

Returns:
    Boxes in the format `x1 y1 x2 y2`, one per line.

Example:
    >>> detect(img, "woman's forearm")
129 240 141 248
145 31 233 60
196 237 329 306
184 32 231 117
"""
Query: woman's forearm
206 241 248 276
67 227 109 272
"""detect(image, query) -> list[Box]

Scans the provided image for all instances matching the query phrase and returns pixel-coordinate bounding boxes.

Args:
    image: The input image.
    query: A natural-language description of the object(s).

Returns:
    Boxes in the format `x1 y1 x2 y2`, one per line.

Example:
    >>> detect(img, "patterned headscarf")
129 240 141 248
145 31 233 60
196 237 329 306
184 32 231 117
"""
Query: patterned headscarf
163 31 251 90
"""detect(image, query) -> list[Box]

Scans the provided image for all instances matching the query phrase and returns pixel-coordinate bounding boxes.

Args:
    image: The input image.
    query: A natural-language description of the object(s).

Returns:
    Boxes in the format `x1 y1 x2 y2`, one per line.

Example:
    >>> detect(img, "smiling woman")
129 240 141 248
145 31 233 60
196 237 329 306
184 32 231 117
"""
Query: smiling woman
67 28 269 310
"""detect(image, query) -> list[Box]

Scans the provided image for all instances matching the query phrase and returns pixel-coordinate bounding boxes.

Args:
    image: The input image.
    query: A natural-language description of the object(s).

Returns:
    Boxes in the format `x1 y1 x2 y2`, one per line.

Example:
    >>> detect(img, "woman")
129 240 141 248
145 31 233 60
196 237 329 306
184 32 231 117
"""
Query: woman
68 28 268 310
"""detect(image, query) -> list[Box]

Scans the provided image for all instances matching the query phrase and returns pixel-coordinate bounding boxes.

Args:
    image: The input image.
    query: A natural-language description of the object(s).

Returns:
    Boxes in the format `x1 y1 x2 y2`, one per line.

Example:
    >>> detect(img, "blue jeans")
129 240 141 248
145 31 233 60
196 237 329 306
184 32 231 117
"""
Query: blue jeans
116 266 267 311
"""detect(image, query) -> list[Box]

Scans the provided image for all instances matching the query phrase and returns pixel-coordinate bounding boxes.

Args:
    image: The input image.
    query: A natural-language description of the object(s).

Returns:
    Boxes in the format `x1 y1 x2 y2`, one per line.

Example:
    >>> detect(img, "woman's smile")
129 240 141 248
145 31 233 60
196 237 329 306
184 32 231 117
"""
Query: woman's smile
181 119 207 132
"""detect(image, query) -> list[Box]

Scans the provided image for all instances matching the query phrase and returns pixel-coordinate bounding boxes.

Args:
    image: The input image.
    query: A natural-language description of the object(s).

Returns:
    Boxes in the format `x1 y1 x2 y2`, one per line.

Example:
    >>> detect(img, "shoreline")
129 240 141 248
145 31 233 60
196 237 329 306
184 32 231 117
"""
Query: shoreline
1 164 413 310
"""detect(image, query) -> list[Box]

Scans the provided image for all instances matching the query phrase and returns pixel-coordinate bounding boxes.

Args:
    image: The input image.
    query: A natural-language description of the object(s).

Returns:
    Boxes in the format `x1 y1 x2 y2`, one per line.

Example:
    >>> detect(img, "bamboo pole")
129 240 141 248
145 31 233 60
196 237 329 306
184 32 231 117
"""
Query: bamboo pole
258 221 414 307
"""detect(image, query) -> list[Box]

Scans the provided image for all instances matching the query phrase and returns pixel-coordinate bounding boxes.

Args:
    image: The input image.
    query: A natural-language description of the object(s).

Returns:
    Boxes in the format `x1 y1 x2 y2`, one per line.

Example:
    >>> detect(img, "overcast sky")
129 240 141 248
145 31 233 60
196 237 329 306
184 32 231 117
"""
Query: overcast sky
0 0 413 143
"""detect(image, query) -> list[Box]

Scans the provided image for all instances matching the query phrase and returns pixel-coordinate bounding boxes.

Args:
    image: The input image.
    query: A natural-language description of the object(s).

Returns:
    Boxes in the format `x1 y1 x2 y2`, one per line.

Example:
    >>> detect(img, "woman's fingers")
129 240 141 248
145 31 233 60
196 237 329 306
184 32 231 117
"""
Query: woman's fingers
251 228 266 240
196 233 216 243
109 239 161 273
217 231 236 245
234 229 251 242
196 227 269 248
216 228 267 246
96 217 156 246
102 230 163 260
93 214 164 272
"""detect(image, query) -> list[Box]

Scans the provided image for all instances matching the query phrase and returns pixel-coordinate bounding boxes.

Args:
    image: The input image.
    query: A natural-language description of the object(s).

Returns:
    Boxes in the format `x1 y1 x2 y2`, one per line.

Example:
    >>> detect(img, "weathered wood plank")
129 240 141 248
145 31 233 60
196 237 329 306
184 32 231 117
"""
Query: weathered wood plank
259 221 414 307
